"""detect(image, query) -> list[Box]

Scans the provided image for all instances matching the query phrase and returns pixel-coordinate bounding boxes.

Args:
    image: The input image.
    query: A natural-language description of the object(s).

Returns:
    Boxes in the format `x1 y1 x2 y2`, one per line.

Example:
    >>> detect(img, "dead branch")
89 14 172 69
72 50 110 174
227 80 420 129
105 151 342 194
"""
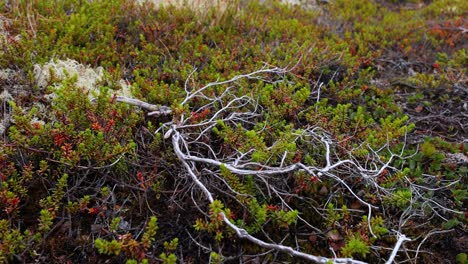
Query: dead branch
109 66 460 263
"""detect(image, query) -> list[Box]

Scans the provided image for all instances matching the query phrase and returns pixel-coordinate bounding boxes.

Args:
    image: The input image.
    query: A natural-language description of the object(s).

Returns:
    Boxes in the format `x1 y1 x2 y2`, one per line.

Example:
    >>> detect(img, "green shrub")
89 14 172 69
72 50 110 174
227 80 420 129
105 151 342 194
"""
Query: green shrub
0 0 466 262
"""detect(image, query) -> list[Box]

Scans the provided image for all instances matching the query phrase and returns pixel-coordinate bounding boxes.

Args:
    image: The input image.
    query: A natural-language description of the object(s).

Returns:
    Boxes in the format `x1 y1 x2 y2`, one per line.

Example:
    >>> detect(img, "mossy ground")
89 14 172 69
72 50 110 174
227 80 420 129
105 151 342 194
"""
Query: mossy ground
0 0 466 263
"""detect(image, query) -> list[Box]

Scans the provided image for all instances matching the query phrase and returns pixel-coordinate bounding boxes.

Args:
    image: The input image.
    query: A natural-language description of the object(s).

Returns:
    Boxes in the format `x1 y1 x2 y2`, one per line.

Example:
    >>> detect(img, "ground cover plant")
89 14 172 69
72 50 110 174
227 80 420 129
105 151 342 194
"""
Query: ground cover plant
0 0 466 263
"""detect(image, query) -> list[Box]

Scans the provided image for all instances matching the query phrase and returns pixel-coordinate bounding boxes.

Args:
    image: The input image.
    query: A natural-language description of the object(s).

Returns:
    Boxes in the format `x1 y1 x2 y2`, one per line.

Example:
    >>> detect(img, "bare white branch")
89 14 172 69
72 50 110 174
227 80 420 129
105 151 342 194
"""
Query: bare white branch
109 66 459 263
385 231 411 264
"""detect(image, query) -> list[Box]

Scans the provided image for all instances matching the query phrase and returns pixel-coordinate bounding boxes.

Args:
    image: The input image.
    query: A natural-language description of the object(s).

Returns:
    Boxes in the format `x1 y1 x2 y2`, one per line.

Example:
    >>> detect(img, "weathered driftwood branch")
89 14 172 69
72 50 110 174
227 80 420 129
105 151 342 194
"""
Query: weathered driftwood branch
91 95 172 116
106 67 463 263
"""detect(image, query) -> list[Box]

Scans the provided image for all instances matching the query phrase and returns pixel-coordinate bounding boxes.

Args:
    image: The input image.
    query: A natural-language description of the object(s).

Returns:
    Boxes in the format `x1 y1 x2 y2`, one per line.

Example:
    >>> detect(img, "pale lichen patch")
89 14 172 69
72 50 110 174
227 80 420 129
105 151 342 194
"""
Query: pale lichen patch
33 58 132 98
34 59 104 91
0 90 13 135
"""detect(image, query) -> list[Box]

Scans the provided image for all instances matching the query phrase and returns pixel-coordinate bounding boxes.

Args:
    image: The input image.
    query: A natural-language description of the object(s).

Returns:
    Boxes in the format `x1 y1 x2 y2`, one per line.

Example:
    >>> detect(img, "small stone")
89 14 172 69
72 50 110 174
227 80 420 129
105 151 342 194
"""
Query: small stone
319 186 328 195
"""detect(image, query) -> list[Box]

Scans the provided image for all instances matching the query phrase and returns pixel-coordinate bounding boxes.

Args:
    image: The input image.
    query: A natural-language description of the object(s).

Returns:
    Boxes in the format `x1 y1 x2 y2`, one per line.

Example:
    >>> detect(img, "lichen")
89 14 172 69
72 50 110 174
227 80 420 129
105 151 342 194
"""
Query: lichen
33 58 132 98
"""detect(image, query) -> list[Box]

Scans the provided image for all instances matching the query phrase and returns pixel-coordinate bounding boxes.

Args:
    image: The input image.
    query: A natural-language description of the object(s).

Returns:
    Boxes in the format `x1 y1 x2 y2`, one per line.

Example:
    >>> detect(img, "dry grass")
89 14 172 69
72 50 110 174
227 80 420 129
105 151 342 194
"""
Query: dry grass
139 0 235 14
139 0 322 18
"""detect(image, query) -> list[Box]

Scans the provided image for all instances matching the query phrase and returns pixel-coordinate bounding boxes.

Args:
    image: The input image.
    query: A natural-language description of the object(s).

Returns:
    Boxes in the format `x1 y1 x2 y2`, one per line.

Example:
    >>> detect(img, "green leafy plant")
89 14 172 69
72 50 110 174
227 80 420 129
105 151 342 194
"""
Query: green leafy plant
456 253 468 264
94 216 163 262
341 236 370 258
1 0 466 262
388 189 413 209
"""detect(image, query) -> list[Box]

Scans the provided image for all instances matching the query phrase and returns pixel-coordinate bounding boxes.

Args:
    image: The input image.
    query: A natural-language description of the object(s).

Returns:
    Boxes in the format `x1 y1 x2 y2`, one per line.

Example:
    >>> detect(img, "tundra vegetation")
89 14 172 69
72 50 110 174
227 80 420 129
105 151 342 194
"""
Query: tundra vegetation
0 0 466 263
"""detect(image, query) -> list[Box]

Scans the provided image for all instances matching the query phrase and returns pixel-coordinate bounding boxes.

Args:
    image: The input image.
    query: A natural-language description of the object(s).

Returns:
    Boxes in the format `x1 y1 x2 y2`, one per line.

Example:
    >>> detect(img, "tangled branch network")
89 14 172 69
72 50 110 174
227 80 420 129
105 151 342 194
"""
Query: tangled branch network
115 66 461 263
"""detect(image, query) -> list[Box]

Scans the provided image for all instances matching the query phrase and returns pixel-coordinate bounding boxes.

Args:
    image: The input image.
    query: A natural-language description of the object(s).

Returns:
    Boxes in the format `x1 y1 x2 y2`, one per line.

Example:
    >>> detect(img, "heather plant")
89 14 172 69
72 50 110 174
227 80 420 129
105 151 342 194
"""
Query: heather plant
0 0 466 263
94 216 171 262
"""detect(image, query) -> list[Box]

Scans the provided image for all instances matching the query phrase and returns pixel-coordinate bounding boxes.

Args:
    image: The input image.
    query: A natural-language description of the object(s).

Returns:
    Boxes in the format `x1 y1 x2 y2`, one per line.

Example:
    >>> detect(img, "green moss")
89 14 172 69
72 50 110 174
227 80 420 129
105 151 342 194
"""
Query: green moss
341 236 370 258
